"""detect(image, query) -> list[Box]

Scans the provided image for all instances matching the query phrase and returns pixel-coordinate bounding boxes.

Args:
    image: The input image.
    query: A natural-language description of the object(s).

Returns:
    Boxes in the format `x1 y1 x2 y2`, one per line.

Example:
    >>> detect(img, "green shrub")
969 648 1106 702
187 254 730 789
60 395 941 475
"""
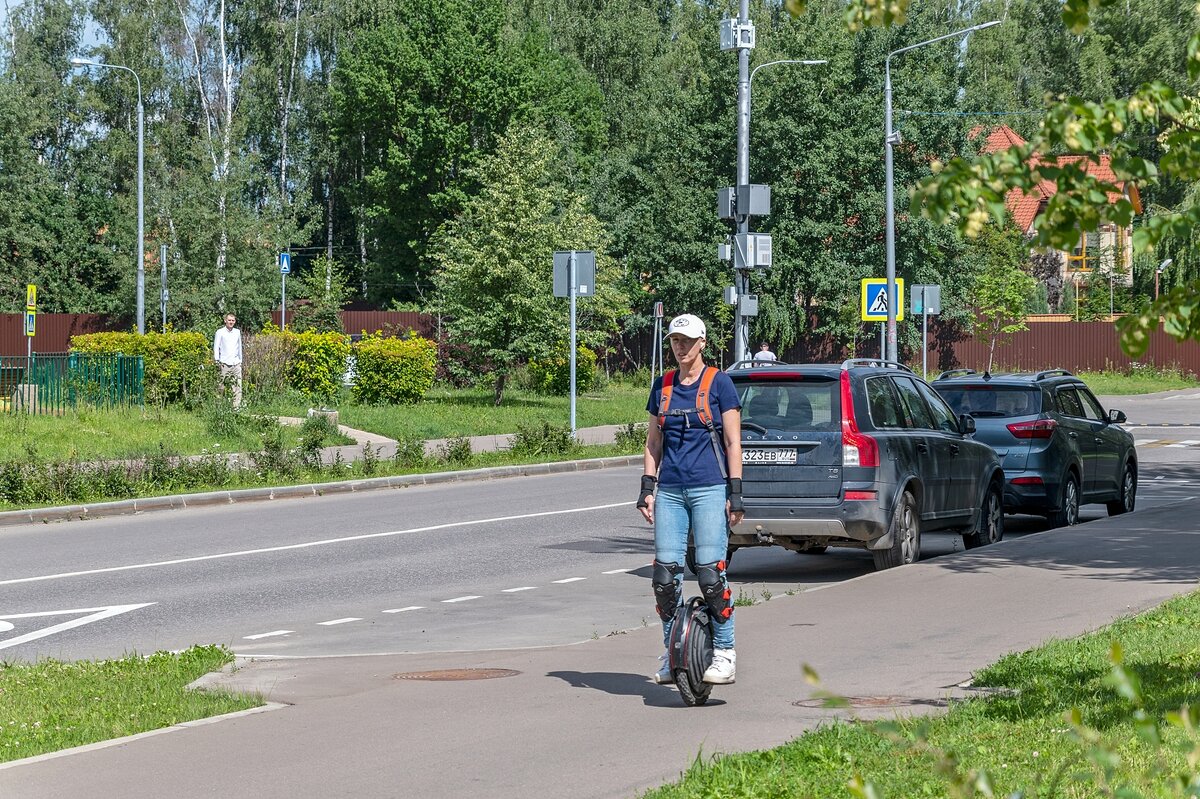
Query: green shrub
438 436 473 466
351 334 436 405
255 326 350 403
242 333 298 402
614 422 648 453
71 331 209 405
528 344 597 396
508 422 578 457
393 436 427 469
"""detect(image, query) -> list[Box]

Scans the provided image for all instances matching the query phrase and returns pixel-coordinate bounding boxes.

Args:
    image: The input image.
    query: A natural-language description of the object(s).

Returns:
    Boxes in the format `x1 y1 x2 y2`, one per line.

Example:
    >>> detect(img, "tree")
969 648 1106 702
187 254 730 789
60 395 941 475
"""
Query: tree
429 124 627 405
966 223 1036 371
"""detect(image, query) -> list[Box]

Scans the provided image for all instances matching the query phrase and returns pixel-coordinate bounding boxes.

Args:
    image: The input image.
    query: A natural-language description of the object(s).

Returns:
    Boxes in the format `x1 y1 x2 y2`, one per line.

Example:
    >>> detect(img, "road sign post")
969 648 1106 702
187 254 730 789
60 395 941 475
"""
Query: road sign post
25 284 35 360
910 284 941 379
652 300 664 380
553 250 596 439
279 252 292 329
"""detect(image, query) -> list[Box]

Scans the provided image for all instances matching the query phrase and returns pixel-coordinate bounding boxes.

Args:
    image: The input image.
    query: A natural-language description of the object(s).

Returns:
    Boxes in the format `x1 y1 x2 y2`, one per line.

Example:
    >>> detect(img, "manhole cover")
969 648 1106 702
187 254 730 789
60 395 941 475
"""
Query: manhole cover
394 668 520 682
792 695 946 709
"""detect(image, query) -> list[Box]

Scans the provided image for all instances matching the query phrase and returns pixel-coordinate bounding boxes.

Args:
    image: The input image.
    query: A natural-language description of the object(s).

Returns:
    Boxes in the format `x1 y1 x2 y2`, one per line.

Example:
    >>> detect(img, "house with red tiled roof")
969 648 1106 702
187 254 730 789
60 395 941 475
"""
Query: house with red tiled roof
974 125 1142 289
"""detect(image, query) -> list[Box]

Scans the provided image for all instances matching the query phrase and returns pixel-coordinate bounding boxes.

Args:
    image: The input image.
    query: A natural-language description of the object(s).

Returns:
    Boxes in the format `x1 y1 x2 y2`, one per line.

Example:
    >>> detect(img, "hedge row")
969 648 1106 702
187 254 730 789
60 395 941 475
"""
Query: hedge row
70 328 438 407
70 331 209 405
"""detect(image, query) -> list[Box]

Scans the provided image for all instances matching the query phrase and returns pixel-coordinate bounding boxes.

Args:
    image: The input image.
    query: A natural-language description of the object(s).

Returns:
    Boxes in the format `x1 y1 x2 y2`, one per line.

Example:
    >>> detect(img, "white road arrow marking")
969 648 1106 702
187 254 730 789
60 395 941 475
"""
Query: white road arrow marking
0 604 155 651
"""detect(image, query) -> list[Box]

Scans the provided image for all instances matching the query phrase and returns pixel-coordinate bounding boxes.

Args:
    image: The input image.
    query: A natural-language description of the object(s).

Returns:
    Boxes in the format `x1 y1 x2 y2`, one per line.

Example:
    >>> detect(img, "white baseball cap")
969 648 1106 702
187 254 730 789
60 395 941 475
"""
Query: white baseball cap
666 314 706 340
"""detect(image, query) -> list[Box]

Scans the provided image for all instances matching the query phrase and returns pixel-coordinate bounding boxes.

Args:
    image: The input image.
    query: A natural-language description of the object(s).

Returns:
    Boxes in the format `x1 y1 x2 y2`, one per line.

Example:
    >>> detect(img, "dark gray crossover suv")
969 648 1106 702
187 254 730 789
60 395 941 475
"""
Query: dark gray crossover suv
931 369 1136 526
728 359 1005 570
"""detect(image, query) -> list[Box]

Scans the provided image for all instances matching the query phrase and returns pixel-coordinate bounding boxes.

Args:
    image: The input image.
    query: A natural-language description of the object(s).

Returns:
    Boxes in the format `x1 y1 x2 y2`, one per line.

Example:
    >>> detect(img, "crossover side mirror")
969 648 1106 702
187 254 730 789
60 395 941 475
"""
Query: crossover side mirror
1108 408 1127 424
958 414 976 435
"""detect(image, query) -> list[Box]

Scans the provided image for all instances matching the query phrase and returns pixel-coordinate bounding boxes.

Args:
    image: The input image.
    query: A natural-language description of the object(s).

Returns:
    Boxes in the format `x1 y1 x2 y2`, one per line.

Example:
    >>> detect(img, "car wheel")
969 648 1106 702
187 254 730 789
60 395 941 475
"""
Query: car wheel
964 483 1004 549
872 490 920 570
1106 462 1137 516
1049 473 1080 527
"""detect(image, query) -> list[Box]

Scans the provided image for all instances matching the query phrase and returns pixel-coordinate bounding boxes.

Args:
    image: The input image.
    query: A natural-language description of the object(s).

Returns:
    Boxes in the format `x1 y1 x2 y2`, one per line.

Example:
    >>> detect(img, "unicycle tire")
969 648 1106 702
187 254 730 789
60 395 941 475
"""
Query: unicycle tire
668 597 714 707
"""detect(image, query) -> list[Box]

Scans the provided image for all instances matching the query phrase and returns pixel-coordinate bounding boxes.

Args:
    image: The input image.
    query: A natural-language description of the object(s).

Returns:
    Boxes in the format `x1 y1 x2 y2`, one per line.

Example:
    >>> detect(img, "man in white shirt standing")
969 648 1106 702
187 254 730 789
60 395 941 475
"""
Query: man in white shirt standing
752 341 777 365
213 313 243 409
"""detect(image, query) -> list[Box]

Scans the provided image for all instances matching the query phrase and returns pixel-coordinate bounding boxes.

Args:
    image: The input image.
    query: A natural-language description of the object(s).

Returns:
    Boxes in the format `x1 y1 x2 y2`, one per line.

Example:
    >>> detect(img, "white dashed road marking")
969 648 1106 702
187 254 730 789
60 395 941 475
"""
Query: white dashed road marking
553 577 587 584
0 501 634 587
382 606 424 614
243 630 294 640
602 568 636 574
442 596 481 603
502 587 537 593
317 617 361 626
0 604 156 652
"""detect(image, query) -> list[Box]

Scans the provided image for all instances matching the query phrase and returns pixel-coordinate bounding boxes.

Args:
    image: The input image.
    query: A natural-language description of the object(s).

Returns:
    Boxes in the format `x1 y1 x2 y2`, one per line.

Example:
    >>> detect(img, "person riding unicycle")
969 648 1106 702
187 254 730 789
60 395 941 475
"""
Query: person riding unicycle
636 314 743 686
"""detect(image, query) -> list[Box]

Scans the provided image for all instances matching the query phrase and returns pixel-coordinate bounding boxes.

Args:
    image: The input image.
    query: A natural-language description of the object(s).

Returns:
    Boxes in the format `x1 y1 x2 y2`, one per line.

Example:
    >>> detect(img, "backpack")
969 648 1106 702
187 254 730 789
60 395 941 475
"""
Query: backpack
657 366 728 479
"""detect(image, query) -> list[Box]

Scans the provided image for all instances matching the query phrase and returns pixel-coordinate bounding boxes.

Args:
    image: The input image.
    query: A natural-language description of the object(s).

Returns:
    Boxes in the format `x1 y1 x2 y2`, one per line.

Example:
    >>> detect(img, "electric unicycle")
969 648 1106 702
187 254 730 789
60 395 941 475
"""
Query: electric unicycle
667 596 714 706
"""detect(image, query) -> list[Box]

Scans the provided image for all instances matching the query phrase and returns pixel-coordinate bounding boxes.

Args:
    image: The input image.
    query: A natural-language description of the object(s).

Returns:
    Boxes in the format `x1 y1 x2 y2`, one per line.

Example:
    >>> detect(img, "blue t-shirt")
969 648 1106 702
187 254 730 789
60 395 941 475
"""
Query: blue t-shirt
646 369 741 488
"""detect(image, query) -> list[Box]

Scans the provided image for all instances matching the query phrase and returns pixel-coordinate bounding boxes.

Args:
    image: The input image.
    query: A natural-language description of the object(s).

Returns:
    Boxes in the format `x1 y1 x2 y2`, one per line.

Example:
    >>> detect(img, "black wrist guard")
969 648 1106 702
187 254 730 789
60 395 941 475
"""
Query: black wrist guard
636 475 657 509
726 477 743 513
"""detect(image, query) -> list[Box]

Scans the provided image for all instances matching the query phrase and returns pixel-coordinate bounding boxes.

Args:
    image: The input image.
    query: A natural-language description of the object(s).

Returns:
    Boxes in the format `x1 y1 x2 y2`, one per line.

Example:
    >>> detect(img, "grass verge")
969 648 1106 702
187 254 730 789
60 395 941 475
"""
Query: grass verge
0 439 642 512
1077 366 1199 395
256 384 650 441
643 589 1200 798
0 405 334 461
0 645 261 764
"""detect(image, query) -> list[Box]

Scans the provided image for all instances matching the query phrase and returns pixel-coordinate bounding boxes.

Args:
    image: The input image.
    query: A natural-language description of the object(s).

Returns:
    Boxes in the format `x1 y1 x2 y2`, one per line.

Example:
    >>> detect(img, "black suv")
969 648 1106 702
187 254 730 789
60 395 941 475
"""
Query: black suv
931 369 1136 526
727 359 1005 570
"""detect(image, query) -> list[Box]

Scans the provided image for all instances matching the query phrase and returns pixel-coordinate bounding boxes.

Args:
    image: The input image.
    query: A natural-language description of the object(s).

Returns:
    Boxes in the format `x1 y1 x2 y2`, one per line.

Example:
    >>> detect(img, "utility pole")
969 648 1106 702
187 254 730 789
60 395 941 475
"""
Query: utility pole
732 0 753 365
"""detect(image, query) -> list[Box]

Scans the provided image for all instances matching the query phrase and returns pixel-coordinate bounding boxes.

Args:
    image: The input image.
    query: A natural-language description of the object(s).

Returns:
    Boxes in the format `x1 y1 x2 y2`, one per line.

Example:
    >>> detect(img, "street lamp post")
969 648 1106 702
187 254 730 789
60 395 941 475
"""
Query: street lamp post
1155 258 1173 301
727 50 825 363
71 57 145 334
883 20 999 363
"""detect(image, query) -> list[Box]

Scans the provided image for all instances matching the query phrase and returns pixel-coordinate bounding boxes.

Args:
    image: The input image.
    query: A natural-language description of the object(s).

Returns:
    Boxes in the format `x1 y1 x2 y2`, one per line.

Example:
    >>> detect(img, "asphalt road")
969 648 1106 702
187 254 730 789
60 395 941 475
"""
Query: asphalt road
1 457 1197 663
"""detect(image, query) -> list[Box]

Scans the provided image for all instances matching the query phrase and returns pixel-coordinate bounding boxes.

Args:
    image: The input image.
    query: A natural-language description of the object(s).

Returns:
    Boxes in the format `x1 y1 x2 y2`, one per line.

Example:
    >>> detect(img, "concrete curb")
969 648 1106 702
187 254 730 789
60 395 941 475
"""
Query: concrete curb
0 455 642 528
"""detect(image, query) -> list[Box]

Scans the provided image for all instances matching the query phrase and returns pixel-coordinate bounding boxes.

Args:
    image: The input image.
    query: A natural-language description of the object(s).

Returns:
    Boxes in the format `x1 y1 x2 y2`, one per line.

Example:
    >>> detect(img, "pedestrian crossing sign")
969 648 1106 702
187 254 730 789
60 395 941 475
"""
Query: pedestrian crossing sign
861 278 904 322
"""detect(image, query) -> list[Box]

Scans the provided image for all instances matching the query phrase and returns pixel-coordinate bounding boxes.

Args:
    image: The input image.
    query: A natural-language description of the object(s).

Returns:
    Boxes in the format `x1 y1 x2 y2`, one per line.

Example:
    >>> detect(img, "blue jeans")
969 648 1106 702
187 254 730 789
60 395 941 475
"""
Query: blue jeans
654 484 735 649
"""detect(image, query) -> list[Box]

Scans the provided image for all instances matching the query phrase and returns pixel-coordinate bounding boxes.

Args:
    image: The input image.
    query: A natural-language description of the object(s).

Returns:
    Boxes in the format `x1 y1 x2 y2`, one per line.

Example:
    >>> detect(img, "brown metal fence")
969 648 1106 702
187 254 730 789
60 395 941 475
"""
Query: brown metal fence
0 314 119 356
10 312 1200 377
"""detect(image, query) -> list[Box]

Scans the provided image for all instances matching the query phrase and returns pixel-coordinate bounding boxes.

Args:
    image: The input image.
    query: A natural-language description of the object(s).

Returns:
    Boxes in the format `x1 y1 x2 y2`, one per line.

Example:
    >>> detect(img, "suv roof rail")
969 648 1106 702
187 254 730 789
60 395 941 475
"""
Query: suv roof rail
935 368 977 380
840 358 914 374
1033 369 1073 381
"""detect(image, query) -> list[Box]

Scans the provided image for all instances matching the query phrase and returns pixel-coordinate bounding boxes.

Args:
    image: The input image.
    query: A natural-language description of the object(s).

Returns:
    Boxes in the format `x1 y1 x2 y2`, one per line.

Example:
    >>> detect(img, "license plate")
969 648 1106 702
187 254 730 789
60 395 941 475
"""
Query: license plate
742 448 797 465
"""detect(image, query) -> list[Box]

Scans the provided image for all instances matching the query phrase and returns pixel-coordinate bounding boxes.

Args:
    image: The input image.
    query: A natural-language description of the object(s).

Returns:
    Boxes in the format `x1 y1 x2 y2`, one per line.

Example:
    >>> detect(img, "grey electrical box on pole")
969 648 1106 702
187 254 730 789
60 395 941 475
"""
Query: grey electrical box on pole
553 250 596 438
910 283 941 379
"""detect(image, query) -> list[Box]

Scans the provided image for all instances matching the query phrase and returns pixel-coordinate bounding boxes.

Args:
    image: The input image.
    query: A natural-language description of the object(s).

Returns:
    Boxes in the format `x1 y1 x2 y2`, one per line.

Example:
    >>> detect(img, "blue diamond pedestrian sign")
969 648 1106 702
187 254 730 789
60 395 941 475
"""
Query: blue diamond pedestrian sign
861 278 904 322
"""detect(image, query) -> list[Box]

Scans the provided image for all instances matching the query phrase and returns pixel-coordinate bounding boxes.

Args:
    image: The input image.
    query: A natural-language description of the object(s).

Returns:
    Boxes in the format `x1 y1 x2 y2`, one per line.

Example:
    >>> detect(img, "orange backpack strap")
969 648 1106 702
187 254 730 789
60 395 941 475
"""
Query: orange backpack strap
657 370 676 429
695 366 718 429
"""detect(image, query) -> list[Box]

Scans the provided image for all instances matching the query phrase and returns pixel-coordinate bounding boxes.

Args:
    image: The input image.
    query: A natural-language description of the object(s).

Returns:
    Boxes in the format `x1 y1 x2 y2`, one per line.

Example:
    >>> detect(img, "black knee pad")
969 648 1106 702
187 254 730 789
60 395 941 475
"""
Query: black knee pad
652 560 683 621
696 561 732 621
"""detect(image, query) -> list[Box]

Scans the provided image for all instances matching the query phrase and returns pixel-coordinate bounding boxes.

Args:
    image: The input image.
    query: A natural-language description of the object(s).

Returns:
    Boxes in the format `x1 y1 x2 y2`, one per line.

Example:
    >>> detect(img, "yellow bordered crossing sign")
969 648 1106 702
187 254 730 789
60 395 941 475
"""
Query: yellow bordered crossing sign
26 284 36 309
861 278 904 322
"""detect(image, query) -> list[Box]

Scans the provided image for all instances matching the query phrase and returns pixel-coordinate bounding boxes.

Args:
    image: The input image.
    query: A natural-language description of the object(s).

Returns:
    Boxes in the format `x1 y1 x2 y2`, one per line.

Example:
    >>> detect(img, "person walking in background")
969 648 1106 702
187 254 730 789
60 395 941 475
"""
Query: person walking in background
753 341 777 364
637 313 743 686
213 313 243 409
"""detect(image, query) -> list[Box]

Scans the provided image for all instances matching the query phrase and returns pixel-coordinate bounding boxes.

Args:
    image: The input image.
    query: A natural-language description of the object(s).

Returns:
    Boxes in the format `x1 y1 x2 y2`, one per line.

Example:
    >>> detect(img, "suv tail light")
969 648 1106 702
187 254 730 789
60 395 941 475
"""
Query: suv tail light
1007 419 1058 439
840 372 879 467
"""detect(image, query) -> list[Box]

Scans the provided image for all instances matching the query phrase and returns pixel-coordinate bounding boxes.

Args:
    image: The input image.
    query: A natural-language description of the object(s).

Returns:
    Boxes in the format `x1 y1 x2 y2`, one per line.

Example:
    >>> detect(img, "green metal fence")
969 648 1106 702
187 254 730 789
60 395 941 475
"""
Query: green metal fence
0 353 144 414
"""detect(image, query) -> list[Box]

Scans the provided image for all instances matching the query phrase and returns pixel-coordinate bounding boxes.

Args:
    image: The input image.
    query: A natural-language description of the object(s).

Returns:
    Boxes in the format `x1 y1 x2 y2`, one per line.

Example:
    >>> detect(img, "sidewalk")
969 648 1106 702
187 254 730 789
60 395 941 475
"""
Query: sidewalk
3 495 1198 798
276 417 628 465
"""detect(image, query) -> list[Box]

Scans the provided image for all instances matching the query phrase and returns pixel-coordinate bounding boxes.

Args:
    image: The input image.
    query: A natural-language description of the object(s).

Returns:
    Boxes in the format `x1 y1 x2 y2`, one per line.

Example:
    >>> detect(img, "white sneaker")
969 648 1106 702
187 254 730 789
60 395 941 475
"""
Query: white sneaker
703 649 736 684
652 651 673 684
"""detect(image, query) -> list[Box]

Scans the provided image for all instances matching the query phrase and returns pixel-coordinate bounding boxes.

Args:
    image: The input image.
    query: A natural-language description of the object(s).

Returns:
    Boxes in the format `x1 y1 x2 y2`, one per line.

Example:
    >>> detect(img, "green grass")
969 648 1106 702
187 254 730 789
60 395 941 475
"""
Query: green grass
642 590 1200 798
255 383 651 441
0 406 318 461
1078 367 1200 395
0 645 261 763
0 439 641 511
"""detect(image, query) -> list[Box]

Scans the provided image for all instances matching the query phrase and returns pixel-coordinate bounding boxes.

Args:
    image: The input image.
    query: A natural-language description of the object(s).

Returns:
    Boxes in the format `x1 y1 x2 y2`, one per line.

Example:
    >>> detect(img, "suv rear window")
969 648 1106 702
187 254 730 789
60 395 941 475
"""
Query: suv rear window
937 386 1041 418
735 378 837 431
